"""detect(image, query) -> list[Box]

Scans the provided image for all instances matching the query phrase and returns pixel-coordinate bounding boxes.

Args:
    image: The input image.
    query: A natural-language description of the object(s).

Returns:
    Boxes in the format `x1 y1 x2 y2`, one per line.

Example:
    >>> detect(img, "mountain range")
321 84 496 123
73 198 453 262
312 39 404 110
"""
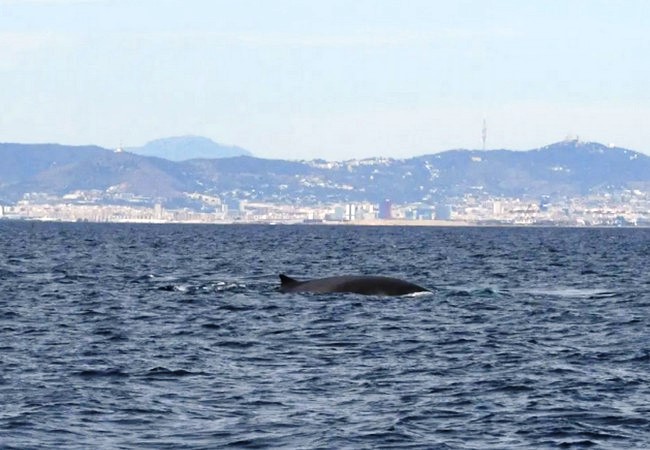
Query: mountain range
1 138 649 207
126 135 252 160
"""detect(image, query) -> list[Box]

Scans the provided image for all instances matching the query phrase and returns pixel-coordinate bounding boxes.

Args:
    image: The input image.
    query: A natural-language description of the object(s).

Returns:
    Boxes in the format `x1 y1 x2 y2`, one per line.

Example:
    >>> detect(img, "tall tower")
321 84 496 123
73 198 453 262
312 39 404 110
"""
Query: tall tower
482 119 487 151
378 199 392 220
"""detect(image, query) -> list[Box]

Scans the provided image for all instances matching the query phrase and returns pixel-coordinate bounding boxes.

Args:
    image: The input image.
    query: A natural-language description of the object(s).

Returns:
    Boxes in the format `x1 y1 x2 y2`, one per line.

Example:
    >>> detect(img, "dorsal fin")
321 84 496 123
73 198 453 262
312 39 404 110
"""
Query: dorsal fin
279 274 299 285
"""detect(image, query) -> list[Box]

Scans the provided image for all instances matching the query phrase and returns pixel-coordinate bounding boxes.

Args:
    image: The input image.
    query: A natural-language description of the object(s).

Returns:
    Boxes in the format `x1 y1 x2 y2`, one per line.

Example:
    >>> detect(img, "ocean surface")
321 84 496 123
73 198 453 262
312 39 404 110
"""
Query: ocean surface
1 221 649 449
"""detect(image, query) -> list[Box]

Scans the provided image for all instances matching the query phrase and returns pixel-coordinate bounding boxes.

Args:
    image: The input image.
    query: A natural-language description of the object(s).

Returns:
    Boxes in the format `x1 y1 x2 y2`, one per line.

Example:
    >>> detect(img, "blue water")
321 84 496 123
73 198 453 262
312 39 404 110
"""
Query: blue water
1 221 649 449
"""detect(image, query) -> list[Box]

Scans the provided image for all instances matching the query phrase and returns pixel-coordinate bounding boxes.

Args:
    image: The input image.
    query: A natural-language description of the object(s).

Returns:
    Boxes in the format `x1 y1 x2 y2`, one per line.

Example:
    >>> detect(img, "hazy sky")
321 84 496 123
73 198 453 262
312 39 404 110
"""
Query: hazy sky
1 0 649 160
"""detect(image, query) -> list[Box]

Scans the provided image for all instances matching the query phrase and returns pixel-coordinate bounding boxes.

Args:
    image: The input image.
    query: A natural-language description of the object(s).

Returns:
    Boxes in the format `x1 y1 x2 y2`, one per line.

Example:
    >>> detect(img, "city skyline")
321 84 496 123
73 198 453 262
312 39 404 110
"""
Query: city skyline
2 0 650 159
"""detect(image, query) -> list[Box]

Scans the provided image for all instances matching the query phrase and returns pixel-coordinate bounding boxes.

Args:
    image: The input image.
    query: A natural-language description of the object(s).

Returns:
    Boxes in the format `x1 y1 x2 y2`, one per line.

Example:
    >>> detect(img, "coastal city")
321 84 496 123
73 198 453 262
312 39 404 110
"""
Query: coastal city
2 188 649 227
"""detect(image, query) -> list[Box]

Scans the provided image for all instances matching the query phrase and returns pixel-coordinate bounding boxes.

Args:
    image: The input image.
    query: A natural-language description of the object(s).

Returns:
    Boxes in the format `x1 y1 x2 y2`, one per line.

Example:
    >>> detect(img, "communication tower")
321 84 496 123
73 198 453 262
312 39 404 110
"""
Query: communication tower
482 119 487 151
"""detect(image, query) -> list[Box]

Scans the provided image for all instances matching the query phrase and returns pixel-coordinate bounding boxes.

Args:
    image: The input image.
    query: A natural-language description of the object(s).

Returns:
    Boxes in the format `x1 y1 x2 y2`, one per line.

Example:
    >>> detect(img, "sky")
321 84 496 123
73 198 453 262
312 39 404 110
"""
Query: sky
1 0 650 160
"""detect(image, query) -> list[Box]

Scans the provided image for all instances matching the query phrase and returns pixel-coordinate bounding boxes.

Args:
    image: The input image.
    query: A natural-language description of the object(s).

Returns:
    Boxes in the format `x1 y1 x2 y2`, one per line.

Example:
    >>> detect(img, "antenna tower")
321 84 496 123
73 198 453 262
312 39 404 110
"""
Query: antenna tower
482 119 487 151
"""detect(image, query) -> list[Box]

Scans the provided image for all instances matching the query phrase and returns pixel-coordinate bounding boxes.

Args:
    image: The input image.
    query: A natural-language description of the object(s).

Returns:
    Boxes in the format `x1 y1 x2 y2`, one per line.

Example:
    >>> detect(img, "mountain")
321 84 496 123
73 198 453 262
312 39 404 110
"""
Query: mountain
1 139 649 207
127 136 253 161
0 143 187 201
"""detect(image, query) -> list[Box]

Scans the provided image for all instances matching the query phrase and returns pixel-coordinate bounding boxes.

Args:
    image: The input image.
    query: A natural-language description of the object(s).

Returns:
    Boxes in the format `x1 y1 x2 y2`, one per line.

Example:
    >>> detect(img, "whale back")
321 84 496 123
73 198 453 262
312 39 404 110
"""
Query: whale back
279 273 428 296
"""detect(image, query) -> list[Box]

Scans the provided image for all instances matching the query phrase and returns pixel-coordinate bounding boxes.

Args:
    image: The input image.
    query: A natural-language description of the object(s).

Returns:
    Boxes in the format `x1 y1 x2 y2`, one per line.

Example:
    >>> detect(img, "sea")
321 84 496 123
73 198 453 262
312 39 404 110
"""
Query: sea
1 221 649 449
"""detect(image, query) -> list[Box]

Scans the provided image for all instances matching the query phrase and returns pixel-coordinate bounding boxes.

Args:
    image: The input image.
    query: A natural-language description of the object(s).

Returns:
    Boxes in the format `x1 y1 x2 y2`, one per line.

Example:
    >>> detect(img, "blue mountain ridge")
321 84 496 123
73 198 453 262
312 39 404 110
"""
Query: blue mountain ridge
126 136 252 161
0 139 648 207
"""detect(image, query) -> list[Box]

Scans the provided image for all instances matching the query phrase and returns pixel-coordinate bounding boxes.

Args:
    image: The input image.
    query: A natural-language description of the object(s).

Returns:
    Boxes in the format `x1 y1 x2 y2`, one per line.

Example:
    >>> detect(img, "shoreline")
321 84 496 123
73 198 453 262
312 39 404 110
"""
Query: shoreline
1 216 647 228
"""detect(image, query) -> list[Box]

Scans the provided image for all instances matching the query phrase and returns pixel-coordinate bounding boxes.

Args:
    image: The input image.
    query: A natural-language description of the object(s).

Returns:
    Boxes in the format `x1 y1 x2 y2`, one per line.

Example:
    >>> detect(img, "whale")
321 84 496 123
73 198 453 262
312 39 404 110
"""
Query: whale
279 274 429 296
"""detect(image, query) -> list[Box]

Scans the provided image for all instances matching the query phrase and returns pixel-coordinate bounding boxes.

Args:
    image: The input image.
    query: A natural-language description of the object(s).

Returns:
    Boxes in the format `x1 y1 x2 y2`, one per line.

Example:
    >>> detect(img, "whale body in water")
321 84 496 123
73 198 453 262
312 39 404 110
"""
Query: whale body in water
279 274 429 296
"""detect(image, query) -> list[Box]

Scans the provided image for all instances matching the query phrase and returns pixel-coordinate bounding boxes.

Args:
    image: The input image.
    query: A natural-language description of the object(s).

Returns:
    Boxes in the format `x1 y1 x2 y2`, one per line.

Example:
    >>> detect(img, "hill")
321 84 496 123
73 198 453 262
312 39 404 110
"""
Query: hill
127 136 253 161
1 139 649 207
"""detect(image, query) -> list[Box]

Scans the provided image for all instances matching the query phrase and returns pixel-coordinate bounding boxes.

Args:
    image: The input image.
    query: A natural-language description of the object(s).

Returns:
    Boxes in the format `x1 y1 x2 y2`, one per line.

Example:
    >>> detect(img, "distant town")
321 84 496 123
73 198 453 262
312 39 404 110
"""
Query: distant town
2 188 649 227
2 138 650 227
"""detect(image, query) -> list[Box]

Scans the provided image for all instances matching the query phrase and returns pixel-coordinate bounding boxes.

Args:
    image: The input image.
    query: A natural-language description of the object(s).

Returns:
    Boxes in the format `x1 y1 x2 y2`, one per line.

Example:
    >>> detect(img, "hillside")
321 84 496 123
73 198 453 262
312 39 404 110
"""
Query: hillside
1 139 649 207
127 136 253 161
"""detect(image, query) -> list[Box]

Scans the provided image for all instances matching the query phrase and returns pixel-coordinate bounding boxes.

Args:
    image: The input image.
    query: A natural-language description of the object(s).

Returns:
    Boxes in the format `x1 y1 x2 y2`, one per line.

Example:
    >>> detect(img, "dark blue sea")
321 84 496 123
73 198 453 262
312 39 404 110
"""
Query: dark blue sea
1 221 649 449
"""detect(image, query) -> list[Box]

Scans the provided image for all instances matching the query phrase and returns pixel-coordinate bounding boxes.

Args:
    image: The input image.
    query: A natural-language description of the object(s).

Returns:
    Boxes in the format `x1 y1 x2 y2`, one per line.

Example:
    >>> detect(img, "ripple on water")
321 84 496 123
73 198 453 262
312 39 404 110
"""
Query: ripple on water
0 223 649 449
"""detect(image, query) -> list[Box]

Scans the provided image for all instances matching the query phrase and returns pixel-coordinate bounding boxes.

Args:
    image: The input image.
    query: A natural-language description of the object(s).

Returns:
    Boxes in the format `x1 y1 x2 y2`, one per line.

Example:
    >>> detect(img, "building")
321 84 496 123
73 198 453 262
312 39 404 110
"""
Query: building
153 203 164 220
435 204 453 220
345 204 356 221
378 199 392 219
416 206 434 220
225 199 245 218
